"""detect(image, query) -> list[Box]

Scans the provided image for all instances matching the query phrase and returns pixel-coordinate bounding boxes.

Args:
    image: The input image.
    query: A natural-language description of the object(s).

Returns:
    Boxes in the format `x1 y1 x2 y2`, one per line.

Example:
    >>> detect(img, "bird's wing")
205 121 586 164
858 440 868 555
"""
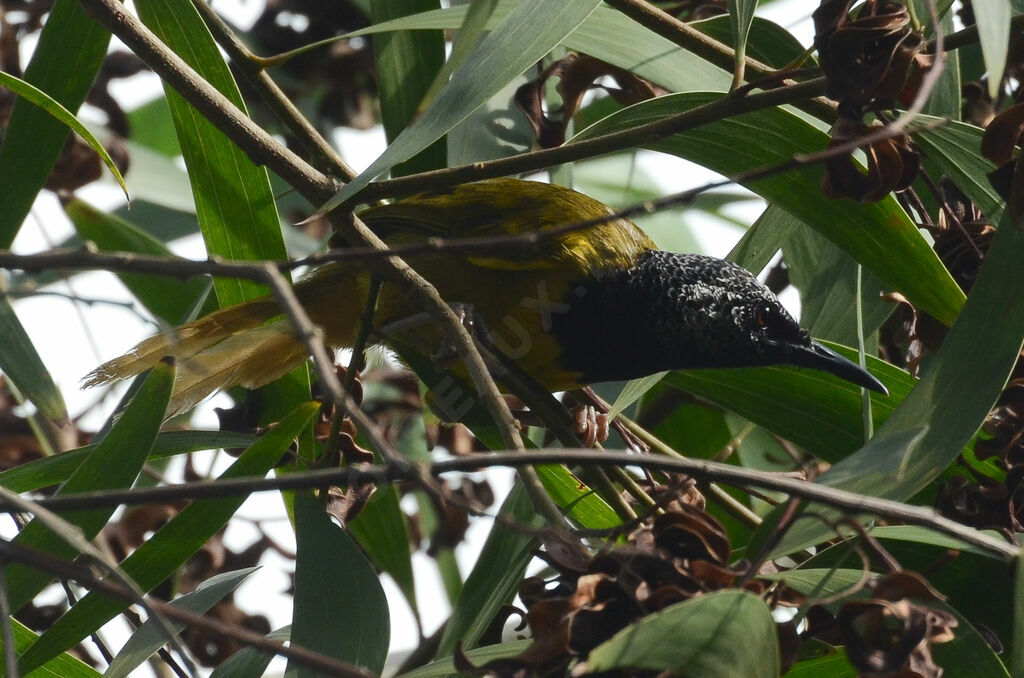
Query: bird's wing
358 179 656 272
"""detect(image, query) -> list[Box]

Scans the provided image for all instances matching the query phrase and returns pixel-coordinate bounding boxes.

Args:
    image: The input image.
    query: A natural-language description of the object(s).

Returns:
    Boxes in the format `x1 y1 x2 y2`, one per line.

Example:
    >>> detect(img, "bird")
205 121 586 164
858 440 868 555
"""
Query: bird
85 178 887 416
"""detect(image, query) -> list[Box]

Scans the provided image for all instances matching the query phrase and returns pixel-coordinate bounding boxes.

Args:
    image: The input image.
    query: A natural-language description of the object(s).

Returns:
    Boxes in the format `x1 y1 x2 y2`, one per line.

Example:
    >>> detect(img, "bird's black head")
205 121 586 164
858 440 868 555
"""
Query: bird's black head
553 250 887 394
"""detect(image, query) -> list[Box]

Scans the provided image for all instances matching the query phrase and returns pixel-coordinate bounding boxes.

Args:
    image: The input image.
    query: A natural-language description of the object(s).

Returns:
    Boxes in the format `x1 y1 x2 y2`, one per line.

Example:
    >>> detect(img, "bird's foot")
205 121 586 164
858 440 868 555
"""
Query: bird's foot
572 404 609 447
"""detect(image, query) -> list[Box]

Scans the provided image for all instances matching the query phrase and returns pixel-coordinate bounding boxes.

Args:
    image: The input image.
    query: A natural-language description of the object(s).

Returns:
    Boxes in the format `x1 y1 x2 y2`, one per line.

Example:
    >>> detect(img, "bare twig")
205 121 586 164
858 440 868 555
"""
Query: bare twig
354 77 827 204
0 485 196 676
0 540 374 678
9 450 1018 560
0 559 18 678
78 0 527 462
189 0 355 181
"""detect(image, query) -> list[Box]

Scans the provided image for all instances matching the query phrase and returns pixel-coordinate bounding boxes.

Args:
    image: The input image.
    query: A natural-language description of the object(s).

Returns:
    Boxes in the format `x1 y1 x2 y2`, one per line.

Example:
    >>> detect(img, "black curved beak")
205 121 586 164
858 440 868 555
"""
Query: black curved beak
786 341 889 395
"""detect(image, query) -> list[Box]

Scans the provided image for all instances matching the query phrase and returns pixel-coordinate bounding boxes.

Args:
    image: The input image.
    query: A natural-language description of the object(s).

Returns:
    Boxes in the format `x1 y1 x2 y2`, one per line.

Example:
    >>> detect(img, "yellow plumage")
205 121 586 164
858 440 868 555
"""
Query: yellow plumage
85 179 656 415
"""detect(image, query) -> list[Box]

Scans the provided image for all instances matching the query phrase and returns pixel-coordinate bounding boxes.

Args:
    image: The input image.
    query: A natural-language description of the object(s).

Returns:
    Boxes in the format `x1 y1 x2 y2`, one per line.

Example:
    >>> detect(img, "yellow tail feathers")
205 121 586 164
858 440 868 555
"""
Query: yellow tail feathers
83 298 306 416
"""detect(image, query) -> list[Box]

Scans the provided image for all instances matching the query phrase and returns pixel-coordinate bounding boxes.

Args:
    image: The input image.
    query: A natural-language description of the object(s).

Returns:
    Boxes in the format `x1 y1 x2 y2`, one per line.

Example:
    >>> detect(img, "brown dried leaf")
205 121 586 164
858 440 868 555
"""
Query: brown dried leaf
515 53 666 148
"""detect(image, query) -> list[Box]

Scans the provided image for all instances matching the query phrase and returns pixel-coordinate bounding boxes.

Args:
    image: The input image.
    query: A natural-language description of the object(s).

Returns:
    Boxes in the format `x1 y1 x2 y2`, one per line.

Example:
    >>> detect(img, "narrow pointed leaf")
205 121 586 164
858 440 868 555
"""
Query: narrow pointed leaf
0 296 67 422
103 568 259 678
134 0 286 307
0 430 257 494
765 212 1024 557
287 490 390 675
727 203 795 273
371 0 446 177
1015 550 1024 677
3 360 173 613
0 618 99 678
916 120 1002 220
65 199 214 324
0 71 127 199
586 590 779 678
210 626 291 678
16 402 319 675
0 0 109 248
973 0 1011 98
321 0 603 211
726 0 758 84
435 483 542 658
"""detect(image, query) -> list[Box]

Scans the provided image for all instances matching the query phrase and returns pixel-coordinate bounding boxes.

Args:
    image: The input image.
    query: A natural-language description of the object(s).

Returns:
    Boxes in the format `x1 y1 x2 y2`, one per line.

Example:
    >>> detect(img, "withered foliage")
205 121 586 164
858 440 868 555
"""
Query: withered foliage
821 118 919 203
836 572 957 678
458 507 806 678
980 94 1024 226
515 54 667 149
813 0 929 201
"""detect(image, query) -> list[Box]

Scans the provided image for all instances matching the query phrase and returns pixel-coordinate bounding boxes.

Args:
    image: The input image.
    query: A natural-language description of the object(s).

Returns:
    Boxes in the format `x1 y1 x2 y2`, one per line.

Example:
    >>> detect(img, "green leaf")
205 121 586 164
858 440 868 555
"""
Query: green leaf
912 2 961 119
665 345 914 464
402 640 532 678
692 15 811 70
586 590 779 678
784 651 855 678
3 360 173 613
802 526 1016 649
134 0 286 307
973 0 1011 99
65 199 215 324
574 92 966 326
915 119 1002 221
321 0 604 211
134 0 310 424
536 464 621 529
0 618 100 678
420 0 501 111
608 372 668 421
0 71 128 200
0 295 67 423
288 490 390 676
371 0 447 176
727 203 795 273
348 483 418 615
765 211 1024 557
126 95 181 156
726 0 758 86
210 626 291 678
0 0 110 248
16 403 319 675
436 483 542 658
0 430 257 494
345 4 731 93
783 222 891 348
103 568 259 678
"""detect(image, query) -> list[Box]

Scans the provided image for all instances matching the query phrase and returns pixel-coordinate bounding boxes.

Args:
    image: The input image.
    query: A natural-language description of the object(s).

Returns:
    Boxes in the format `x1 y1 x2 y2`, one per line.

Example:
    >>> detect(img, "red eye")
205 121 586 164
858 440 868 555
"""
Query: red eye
756 308 767 328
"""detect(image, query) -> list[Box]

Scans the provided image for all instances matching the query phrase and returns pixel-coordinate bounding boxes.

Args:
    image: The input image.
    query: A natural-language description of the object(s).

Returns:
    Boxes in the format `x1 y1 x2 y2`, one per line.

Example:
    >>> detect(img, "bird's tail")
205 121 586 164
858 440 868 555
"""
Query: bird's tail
83 298 308 416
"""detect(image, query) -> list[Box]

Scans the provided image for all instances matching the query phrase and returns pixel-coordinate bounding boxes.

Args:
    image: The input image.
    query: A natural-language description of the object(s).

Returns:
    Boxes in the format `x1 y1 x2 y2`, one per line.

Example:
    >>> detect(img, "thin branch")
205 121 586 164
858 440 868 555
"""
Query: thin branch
11 450 1018 561
603 0 837 121
926 12 1024 53
77 0 337 200
190 0 356 181
0 484 195 675
354 77 827 204
0 540 374 678
77 0 527 460
0 559 18 678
